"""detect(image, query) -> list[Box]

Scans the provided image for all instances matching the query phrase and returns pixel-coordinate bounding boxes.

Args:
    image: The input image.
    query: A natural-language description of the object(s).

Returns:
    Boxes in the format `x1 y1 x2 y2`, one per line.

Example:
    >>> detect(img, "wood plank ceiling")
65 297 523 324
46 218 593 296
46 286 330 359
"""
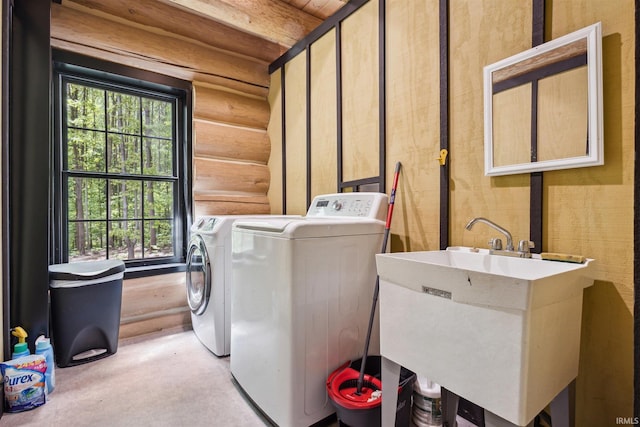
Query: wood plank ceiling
61 0 349 63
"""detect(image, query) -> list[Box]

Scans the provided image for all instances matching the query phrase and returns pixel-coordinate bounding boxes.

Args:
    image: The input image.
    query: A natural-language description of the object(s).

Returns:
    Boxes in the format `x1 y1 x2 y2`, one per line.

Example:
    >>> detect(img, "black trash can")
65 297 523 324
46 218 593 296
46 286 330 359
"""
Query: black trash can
48 260 125 368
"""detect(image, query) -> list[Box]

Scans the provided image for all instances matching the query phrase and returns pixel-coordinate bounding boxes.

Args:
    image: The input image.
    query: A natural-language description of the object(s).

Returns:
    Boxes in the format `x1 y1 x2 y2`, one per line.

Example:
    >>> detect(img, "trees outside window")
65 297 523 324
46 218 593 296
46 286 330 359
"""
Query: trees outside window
53 58 190 270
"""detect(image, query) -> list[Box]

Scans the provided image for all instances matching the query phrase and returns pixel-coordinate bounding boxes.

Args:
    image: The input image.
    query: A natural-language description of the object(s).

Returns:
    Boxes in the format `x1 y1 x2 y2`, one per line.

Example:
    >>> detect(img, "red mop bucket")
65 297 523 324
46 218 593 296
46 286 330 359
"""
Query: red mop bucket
326 356 415 427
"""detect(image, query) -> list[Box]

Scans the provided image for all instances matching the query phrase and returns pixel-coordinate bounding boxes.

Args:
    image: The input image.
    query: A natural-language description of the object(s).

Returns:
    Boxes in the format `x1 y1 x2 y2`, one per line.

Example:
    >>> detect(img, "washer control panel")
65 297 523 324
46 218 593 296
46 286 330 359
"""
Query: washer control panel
306 193 388 220
192 217 217 232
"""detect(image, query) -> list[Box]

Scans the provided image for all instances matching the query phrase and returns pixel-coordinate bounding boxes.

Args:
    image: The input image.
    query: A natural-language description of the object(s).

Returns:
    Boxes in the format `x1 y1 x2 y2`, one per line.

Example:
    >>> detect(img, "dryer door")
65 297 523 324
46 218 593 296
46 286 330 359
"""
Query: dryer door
186 235 211 315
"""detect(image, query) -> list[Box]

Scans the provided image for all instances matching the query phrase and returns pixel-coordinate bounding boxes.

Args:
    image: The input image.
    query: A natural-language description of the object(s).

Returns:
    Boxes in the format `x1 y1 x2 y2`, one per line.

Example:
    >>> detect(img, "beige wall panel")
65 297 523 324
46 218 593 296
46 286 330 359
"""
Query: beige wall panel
193 84 270 129
537 67 588 161
267 69 284 214
385 0 440 253
193 157 269 194
267 1 634 421
341 0 379 182
194 120 269 164
310 29 338 197
544 2 635 423
492 84 532 167
449 1 532 253
284 54 308 215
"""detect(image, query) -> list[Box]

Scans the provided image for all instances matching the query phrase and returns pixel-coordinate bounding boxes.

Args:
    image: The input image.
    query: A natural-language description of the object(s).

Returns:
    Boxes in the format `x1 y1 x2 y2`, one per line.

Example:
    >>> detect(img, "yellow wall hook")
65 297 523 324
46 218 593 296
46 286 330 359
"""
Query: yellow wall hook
437 149 448 166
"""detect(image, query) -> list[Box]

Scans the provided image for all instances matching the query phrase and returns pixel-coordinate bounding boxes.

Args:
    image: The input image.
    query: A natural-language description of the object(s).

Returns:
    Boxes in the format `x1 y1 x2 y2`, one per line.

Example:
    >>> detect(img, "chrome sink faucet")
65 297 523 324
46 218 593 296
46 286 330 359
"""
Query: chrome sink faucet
465 217 534 258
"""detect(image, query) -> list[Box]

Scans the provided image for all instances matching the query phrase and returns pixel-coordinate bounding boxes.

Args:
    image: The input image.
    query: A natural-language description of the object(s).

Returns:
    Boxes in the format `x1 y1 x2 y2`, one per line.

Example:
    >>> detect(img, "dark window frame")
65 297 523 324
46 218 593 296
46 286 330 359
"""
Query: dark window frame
52 50 192 277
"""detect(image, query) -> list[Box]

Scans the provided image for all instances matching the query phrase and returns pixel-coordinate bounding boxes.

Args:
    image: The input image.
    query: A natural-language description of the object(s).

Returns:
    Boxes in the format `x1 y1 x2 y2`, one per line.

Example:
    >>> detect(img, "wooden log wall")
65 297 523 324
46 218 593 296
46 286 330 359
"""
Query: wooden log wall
192 84 271 217
52 1 276 219
119 273 190 339
159 0 323 47
51 0 277 336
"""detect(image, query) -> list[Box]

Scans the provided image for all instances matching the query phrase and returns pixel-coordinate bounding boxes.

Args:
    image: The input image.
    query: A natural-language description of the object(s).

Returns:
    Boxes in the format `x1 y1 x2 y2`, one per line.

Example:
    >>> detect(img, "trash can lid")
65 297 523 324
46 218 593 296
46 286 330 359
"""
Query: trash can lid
48 259 125 281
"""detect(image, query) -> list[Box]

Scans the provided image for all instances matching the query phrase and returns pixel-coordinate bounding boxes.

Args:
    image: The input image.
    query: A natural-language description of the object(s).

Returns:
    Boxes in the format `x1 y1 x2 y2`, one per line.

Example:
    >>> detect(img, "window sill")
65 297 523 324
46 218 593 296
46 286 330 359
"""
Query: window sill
124 263 186 280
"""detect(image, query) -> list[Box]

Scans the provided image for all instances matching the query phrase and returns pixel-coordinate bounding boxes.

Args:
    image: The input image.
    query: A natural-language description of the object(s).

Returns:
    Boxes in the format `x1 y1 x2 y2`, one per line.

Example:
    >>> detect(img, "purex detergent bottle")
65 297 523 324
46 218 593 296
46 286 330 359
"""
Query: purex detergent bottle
10 326 30 359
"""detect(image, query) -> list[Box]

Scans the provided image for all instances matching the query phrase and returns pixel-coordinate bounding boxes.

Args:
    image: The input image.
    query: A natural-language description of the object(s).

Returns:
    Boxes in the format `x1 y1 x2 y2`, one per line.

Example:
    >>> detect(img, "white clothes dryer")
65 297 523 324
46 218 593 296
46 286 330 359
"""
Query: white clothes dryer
230 192 388 426
186 214 297 356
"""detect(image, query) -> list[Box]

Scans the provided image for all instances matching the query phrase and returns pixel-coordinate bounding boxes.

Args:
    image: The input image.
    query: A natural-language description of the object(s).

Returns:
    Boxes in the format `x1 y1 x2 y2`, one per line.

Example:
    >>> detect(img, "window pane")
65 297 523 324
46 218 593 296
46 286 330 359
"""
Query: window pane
107 92 140 134
57 67 185 266
68 177 106 220
108 134 141 174
144 181 174 219
67 129 105 172
143 138 173 176
69 221 107 262
144 220 174 258
109 179 142 220
66 83 105 130
109 220 142 260
142 98 172 138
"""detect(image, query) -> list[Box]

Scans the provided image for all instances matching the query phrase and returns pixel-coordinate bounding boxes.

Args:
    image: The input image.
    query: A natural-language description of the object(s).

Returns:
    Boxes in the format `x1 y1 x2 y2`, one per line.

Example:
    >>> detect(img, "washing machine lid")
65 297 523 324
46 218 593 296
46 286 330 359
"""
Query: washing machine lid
234 217 384 239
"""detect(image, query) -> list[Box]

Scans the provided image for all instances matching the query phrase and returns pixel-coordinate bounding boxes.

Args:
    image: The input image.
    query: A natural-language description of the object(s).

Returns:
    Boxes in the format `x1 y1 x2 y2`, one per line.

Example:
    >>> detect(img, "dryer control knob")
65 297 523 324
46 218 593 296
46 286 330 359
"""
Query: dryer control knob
331 200 343 211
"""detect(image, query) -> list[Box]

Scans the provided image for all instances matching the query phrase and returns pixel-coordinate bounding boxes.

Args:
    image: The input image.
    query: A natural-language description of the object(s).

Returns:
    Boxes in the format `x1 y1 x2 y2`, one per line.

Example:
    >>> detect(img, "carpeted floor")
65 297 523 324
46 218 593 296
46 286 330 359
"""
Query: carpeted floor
2 329 274 427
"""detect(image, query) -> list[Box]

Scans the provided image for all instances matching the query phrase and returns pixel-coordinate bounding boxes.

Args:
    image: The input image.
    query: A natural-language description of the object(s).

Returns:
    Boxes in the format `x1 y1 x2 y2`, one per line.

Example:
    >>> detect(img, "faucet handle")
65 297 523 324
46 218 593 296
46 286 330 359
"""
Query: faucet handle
488 238 503 250
518 240 535 252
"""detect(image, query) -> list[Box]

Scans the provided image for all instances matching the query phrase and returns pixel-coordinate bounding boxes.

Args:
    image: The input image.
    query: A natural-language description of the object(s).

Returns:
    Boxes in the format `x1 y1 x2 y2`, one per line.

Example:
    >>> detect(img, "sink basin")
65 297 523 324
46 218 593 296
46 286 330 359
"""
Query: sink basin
376 246 594 311
375 247 595 426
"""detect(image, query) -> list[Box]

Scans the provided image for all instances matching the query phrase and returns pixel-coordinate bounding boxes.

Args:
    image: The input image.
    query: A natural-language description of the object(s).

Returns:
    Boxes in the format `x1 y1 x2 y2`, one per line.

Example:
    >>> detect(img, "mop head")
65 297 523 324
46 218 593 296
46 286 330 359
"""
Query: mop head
326 366 383 409
337 378 382 403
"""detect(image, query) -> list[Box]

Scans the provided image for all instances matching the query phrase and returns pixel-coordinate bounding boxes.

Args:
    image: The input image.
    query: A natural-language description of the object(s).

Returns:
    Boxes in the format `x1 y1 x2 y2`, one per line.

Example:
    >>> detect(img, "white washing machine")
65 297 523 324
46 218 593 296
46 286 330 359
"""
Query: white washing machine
186 214 297 356
230 192 388 426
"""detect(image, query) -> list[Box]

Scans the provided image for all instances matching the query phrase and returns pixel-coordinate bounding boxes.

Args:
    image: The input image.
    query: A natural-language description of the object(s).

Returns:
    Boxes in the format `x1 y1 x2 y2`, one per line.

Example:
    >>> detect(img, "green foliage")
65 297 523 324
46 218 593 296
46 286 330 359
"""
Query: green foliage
66 81 177 262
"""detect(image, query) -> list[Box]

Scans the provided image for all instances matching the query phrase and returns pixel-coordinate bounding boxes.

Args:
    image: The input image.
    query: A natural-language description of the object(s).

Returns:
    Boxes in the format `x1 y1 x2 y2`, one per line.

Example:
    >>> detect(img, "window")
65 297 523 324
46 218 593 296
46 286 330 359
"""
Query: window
53 53 191 274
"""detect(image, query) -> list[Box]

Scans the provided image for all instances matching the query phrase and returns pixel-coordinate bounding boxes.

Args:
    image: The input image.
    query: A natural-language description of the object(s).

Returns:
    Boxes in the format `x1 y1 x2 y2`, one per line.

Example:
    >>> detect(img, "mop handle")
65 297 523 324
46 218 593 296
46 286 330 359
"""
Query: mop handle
356 161 402 394
385 162 401 231
377 161 401 253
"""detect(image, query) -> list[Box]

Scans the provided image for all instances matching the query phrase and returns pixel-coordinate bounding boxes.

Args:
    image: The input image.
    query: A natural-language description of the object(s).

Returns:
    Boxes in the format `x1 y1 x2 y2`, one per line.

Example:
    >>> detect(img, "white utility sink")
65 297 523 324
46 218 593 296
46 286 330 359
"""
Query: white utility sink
376 247 595 426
